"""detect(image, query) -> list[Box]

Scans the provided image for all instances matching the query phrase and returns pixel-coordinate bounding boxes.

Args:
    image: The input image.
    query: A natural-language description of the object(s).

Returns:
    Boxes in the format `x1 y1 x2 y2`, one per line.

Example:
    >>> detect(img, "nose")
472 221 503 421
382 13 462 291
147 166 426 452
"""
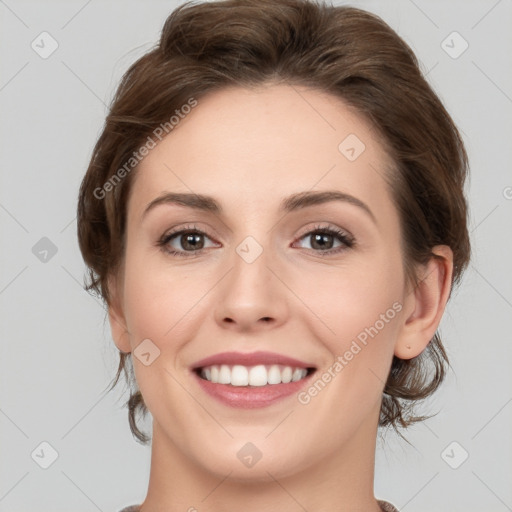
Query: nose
214 242 289 332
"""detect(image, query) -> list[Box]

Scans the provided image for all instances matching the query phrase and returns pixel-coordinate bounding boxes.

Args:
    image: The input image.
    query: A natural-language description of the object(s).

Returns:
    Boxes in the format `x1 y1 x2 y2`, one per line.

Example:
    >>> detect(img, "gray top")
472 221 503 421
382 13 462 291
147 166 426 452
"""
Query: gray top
120 500 399 511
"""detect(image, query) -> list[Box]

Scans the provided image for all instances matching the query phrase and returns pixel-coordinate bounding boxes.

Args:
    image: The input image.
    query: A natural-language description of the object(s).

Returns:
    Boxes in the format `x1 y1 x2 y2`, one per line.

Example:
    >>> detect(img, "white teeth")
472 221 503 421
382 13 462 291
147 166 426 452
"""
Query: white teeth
210 365 219 383
199 364 309 386
292 368 303 382
231 365 249 386
249 365 267 386
267 365 282 385
218 364 231 384
281 366 292 383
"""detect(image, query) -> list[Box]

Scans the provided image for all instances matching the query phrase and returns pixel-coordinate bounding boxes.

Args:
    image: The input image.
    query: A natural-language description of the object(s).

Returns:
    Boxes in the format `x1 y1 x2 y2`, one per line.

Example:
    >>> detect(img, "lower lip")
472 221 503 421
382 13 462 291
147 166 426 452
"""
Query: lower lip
193 370 315 408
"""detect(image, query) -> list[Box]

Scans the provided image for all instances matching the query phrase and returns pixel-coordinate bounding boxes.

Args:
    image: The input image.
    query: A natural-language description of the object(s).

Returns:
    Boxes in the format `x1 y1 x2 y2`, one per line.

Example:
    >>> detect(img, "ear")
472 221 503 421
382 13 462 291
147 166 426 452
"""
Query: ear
394 245 454 359
107 273 131 354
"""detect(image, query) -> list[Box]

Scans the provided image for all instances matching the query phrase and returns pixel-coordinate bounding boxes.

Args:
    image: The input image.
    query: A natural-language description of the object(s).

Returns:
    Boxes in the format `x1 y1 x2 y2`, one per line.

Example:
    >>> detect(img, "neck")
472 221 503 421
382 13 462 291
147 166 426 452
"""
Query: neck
140 417 383 512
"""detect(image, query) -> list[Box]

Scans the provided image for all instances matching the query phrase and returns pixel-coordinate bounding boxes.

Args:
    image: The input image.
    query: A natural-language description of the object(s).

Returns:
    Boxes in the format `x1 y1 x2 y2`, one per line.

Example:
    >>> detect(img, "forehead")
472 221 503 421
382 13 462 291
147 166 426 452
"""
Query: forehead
129 84 396 222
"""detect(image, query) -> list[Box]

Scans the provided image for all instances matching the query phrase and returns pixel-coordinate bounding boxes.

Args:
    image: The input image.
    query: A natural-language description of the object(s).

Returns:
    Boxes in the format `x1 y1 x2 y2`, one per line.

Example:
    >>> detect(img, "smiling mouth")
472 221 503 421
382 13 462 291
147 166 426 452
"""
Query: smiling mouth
194 364 316 387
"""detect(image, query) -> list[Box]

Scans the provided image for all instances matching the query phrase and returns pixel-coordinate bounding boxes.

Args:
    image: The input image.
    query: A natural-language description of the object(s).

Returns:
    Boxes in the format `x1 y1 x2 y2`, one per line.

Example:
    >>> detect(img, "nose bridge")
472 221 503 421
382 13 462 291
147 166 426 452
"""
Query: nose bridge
213 229 289 328
229 233 274 299
228 207 275 282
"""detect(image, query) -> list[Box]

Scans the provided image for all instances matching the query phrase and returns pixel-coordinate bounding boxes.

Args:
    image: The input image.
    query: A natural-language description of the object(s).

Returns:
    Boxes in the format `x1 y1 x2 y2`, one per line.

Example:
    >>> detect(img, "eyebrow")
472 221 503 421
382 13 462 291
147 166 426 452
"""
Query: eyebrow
142 190 377 224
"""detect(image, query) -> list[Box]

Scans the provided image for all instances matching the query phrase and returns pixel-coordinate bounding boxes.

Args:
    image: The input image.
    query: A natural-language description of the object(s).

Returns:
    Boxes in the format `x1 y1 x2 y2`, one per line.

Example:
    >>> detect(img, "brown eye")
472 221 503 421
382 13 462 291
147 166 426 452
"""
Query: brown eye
159 226 218 257
294 226 355 255
178 232 205 251
309 232 335 250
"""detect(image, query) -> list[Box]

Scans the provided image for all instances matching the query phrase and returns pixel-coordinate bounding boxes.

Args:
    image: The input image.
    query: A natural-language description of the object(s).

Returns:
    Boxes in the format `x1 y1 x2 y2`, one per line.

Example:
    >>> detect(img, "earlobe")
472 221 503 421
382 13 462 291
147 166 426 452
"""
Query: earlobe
107 274 131 354
395 245 453 359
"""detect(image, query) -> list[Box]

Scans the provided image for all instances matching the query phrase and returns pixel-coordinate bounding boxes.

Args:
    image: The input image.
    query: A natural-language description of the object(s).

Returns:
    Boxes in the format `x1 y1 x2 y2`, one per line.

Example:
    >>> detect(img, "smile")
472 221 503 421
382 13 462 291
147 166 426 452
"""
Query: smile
191 351 317 408
197 364 313 386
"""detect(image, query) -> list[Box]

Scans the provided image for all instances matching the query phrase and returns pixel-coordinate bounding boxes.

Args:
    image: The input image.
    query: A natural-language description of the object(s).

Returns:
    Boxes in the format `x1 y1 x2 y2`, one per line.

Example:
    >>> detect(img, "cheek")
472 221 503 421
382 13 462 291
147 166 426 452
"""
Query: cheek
296 258 404 346
295 256 404 414
121 245 207 342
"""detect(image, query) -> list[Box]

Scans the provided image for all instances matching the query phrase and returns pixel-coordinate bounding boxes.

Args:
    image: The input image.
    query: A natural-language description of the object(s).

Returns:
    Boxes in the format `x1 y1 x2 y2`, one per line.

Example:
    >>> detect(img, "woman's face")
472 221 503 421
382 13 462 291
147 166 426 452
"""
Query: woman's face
111 84 415 480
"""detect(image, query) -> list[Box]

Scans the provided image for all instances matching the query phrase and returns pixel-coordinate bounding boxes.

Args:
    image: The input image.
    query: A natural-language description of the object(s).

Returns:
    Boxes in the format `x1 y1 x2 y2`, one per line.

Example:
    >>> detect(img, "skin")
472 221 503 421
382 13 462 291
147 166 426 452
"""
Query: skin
108 84 453 512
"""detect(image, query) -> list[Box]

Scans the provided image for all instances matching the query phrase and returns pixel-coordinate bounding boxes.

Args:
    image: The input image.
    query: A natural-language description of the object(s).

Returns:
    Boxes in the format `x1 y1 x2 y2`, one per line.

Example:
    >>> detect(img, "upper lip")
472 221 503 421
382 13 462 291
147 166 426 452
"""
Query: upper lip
191 351 316 370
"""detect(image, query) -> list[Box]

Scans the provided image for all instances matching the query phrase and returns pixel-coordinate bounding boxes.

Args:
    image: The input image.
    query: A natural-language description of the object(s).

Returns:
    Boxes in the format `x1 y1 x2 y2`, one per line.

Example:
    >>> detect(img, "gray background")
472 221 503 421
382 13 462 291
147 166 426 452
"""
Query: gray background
1 0 511 511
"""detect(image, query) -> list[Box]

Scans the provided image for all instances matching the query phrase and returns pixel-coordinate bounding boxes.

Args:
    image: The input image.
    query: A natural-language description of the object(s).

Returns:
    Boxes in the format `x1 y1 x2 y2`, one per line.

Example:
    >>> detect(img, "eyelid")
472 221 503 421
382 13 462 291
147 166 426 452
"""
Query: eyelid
159 220 217 235
291 223 355 254
158 223 219 247
294 222 354 243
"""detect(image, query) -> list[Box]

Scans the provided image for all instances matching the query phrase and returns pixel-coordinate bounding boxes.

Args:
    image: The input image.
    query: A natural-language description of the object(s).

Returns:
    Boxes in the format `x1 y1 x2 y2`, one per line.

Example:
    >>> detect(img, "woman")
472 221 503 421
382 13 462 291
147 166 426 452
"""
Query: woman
77 1 470 510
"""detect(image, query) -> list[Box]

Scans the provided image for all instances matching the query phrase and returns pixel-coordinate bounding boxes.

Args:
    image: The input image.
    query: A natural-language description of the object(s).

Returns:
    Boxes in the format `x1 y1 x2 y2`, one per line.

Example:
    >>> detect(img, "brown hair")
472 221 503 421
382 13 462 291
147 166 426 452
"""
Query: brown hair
77 0 470 443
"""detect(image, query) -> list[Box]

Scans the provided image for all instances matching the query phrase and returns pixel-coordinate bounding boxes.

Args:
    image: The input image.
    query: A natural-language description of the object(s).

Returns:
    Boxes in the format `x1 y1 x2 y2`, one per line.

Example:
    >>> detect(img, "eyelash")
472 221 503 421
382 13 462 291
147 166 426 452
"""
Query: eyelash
157 223 355 258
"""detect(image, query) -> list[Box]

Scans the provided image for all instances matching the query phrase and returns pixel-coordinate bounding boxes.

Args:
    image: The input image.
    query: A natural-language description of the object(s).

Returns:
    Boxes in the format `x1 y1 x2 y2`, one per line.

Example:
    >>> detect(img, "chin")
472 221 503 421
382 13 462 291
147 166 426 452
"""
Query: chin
190 438 312 483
